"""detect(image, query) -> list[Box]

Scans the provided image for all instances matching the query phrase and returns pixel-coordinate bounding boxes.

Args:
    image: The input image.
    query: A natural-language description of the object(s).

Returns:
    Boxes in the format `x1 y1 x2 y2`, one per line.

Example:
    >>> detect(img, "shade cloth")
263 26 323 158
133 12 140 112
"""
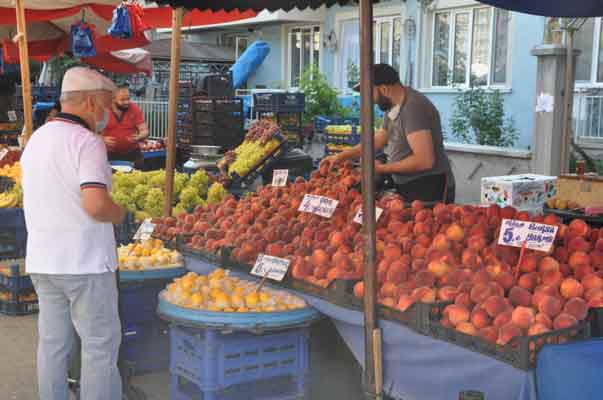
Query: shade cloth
153 0 379 12
184 256 537 400
475 1 603 18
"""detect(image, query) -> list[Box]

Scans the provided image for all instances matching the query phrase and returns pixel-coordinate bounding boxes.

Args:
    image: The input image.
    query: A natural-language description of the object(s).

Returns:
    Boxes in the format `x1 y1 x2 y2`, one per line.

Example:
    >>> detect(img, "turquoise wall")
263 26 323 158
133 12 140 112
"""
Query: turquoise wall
188 1 547 150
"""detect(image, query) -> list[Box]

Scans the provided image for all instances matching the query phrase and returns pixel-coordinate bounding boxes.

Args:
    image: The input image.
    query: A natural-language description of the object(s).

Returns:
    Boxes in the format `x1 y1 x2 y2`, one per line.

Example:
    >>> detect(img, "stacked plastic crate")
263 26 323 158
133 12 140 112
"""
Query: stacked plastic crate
254 93 305 147
191 98 244 149
321 117 361 156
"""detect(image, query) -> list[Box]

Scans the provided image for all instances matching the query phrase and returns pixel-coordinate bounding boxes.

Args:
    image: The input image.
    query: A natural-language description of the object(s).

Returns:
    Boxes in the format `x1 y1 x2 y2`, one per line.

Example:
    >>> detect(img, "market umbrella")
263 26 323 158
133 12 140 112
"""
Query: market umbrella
475 0 603 173
83 48 152 76
154 0 382 397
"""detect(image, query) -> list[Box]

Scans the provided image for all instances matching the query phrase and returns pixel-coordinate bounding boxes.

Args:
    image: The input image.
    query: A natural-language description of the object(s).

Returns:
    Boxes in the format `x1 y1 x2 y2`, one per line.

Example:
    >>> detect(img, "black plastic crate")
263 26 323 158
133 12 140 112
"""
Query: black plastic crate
427 320 591 371
176 235 225 266
193 98 243 113
225 135 288 187
254 93 305 113
589 307 603 337
120 278 174 326
379 301 451 334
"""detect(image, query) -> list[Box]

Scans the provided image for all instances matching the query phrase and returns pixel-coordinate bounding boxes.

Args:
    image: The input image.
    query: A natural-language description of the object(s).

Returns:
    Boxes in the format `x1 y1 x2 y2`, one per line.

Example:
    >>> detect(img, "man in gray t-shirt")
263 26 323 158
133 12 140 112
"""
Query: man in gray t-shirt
324 64 455 203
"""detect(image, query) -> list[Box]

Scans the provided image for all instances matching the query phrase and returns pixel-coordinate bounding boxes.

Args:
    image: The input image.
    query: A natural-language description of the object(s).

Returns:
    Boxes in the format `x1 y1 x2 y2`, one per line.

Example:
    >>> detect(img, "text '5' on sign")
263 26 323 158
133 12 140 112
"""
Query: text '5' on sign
497 219 558 252
0 148 8 161
353 207 384 224
251 254 291 282
272 169 289 187
134 218 156 241
298 194 339 218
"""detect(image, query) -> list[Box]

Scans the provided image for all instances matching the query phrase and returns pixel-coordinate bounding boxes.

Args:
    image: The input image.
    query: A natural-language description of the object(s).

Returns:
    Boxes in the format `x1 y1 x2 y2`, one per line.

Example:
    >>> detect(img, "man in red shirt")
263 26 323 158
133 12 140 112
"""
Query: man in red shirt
103 83 149 168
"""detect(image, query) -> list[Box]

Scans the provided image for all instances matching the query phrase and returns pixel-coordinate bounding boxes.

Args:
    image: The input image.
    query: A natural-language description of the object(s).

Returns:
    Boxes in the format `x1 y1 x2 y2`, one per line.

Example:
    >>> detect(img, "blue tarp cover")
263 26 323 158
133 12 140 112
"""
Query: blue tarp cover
230 41 270 90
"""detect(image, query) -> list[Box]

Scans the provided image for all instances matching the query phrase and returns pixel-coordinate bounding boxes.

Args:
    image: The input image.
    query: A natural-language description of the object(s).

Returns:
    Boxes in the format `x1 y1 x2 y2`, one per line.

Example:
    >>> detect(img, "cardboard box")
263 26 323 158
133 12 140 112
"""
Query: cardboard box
481 174 557 211
557 174 603 207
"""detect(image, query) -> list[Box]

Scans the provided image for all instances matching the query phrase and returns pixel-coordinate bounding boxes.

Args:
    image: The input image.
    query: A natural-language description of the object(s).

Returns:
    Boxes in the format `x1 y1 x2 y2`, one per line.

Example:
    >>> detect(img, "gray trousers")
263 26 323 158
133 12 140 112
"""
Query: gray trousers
31 272 122 400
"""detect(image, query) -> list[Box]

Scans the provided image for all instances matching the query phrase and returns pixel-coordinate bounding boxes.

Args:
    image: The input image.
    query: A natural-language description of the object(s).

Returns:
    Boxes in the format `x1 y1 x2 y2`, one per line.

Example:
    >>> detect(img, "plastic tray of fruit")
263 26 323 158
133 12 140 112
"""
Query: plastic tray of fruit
156 270 320 332
426 320 590 371
226 133 288 187
289 278 362 311
543 206 603 226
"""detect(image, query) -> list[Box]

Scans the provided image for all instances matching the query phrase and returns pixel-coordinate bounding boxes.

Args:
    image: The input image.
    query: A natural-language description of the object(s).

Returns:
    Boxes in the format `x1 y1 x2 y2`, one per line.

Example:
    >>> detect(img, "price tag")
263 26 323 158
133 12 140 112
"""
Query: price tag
353 207 384 224
251 254 291 282
0 148 8 161
298 194 339 218
133 218 156 241
498 219 558 252
271 169 289 187
7 111 16 122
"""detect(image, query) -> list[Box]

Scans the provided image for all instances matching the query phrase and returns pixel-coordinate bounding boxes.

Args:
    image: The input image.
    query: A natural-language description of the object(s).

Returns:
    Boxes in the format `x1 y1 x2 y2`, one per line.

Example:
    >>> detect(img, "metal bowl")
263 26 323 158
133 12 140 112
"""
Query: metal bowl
189 145 221 156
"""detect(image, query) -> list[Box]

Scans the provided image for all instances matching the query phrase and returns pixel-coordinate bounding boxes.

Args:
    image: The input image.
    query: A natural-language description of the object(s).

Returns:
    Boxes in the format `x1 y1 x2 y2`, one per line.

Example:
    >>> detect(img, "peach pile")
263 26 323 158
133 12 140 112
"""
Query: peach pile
153 162 603 345
355 204 603 345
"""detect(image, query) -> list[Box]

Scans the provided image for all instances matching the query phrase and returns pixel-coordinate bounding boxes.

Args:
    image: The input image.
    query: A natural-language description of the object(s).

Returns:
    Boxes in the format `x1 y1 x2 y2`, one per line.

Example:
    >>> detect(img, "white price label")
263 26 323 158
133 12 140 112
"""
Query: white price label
353 207 384 224
251 254 291 282
271 169 289 187
298 194 339 218
498 219 558 252
133 218 156 241
0 148 8 161
7 111 16 122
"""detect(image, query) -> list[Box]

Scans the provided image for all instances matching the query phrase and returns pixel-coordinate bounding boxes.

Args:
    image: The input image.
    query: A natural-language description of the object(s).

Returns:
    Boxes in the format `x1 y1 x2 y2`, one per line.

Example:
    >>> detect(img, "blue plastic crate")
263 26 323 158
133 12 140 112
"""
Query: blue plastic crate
0 263 32 292
122 321 170 375
120 278 171 326
171 373 305 400
170 325 309 393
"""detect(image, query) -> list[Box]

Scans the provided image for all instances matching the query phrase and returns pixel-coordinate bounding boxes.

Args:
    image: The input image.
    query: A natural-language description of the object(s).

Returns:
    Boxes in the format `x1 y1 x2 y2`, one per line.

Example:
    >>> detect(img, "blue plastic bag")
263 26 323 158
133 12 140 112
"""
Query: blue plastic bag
229 41 270 90
108 4 132 39
71 22 96 58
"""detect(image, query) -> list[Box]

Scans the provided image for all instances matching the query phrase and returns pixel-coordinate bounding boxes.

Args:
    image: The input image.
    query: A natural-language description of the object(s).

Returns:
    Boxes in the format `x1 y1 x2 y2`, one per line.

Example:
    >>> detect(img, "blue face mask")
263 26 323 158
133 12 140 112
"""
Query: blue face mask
96 109 109 133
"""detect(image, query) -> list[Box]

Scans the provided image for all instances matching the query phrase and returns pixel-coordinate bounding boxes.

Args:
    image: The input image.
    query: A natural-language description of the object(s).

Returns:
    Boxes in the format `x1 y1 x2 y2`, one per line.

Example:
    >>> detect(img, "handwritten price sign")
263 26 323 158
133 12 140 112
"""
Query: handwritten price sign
7 111 16 122
498 219 558 252
298 194 339 218
271 169 289 187
251 254 291 282
0 148 8 162
353 207 384 224
133 218 156 241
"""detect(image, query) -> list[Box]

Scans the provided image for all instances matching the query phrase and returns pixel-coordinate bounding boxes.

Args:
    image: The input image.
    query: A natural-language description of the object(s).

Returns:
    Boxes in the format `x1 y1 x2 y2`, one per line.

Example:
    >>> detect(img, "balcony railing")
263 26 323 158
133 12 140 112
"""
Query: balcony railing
573 89 603 141
134 99 168 139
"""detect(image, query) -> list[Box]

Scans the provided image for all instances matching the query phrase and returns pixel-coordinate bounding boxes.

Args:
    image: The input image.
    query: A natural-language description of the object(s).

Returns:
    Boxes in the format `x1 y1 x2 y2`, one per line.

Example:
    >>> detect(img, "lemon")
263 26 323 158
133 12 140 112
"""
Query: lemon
245 292 259 308
191 293 204 308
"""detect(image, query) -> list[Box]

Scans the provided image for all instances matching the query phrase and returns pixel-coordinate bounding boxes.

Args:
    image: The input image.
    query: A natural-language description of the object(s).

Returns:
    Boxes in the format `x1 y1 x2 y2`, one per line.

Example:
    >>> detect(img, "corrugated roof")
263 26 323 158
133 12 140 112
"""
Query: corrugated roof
144 39 235 62
153 0 378 12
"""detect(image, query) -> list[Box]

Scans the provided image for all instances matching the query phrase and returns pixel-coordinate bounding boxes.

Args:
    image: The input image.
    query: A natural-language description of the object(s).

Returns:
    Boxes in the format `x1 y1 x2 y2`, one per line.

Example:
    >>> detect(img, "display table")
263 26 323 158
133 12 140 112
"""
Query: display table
184 256 537 400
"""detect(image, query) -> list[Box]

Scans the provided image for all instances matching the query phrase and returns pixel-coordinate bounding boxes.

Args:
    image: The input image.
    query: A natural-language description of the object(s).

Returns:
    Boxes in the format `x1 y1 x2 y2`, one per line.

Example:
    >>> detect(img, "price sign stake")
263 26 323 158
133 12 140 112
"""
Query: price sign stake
133 218 156 241
498 219 558 253
354 207 384 224
271 169 289 187
298 194 338 218
251 254 291 282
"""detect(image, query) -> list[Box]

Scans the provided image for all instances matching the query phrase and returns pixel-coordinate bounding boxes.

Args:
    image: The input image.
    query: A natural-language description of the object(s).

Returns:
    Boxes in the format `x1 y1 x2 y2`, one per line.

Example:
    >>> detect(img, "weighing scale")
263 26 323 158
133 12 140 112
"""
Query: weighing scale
182 145 221 174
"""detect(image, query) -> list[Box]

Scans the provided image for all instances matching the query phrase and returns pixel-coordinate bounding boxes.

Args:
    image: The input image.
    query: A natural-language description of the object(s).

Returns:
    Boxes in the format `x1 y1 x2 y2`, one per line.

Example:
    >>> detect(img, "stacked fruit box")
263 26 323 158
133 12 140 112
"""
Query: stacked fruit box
323 117 361 156
253 93 305 147
0 259 38 316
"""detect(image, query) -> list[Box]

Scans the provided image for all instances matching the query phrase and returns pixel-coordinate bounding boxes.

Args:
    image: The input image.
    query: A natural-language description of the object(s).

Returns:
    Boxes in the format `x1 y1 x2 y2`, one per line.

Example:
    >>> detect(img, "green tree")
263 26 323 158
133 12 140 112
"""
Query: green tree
450 85 518 147
299 66 350 124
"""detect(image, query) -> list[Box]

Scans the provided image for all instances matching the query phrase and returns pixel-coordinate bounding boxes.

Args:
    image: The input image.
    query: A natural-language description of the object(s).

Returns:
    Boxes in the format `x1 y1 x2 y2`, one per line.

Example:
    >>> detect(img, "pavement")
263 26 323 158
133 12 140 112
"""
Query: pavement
0 315 365 400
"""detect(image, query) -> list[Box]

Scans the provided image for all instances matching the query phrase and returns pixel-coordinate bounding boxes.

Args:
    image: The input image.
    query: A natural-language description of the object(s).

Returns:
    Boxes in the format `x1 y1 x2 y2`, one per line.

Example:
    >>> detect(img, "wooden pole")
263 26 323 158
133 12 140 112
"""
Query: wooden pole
14 0 33 145
163 7 183 217
358 0 379 398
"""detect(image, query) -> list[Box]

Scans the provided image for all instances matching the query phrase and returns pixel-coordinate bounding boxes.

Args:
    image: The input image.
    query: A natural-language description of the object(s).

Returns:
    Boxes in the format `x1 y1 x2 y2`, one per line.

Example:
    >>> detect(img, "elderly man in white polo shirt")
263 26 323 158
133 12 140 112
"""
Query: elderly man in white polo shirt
21 67 126 400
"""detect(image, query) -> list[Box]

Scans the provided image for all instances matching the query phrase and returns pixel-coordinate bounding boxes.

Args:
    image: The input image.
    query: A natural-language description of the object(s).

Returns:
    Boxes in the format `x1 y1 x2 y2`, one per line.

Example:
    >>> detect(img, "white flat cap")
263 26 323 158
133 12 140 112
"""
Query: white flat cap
61 67 117 93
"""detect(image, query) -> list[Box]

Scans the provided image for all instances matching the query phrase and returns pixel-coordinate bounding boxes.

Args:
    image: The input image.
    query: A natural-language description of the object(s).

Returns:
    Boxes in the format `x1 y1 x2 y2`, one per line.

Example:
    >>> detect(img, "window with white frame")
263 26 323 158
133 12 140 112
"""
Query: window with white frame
235 36 249 60
288 26 321 87
339 16 402 92
572 18 603 84
431 7 511 87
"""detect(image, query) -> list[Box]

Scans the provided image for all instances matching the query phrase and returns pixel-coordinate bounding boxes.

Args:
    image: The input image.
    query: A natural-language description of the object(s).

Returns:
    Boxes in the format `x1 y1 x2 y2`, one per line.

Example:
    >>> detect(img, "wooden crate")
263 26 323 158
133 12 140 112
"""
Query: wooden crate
557 174 603 207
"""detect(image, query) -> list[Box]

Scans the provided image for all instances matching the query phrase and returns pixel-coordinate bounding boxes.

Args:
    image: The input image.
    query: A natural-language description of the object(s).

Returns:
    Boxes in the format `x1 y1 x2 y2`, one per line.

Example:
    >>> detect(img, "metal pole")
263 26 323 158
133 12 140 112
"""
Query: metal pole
163 7 183 217
359 0 379 398
14 0 33 146
561 28 575 174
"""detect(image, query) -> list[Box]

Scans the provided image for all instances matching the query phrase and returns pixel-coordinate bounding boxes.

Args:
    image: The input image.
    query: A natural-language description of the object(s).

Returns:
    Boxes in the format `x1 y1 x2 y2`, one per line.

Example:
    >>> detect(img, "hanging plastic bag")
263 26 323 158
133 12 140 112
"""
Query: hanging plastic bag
127 3 149 35
71 22 96 58
108 4 132 39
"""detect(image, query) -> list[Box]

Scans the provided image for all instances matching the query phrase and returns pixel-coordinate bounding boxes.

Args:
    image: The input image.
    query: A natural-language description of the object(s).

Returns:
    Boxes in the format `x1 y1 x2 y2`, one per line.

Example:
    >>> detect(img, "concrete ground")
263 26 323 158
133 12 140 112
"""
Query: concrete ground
0 315 365 400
